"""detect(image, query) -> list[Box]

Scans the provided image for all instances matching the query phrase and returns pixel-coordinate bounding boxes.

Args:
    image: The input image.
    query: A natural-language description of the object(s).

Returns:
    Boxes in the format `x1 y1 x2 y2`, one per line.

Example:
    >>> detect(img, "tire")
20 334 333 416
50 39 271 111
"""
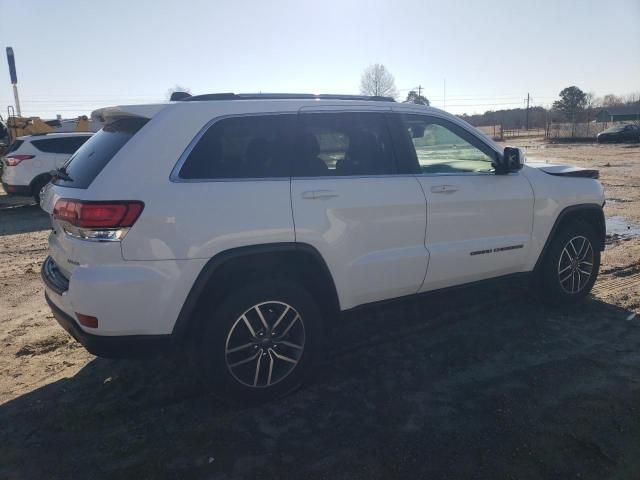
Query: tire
31 176 50 204
535 220 601 304
197 278 324 403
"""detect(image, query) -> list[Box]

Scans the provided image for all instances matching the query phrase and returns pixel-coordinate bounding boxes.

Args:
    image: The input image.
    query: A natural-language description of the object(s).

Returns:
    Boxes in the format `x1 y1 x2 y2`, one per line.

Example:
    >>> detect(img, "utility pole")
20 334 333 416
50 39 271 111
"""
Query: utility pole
417 85 423 97
6 47 21 116
525 92 530 130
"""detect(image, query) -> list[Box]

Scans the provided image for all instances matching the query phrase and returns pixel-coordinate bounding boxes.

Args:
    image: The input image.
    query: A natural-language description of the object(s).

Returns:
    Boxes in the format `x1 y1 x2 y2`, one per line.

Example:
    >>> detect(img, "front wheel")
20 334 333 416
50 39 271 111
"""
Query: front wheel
197 279 324 403
535 220 601 304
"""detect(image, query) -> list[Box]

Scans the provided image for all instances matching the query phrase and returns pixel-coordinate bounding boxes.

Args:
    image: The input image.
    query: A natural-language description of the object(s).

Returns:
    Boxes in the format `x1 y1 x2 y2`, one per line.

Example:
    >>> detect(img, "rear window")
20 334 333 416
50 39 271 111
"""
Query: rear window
6 140 23 153
53 117 148 189
32 136 91 154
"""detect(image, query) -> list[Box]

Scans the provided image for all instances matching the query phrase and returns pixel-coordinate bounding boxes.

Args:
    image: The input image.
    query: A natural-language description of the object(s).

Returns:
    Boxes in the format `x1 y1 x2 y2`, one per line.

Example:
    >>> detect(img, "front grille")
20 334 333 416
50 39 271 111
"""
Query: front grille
41 256 69 295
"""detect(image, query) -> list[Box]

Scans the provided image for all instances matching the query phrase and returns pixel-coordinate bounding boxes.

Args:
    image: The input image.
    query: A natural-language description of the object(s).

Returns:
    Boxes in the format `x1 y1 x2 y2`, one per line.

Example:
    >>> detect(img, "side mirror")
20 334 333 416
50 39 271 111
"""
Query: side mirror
495 146 525 174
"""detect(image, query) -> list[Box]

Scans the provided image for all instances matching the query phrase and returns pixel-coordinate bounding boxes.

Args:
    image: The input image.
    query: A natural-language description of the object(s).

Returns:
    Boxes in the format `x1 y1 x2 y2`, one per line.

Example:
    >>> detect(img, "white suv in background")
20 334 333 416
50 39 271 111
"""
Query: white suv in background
40 93 605 402
1 132 93 203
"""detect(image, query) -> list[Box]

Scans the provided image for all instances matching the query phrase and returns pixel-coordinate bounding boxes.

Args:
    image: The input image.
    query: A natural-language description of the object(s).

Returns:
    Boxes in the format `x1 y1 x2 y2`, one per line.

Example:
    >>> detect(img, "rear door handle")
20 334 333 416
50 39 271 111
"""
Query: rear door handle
301 189 339 200
301 191 316 199
431 185 459 194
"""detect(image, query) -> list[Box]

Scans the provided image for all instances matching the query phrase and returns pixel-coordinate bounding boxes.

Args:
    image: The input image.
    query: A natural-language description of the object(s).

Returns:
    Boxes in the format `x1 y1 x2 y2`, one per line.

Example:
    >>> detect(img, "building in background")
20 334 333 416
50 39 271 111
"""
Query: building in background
595 105 640 123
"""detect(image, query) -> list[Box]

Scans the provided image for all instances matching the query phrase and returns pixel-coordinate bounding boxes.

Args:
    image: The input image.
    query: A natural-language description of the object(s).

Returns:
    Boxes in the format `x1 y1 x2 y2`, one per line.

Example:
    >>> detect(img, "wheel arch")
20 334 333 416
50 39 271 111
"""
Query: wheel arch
534 203 606 271
29 172 52 195
172 242 340 338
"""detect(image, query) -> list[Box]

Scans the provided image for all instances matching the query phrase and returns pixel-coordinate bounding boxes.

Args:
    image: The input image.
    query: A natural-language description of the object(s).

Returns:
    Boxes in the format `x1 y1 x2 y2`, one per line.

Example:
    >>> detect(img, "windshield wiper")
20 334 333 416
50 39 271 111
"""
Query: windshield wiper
50 167 73 182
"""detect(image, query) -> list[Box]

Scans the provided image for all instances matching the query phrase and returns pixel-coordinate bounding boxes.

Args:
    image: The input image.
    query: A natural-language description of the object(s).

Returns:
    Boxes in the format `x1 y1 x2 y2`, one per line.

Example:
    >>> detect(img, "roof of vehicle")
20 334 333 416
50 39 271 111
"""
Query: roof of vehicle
17 131 94 141
178 92 396 102
89 94 503 153
91 94 438 119
91 93 399 121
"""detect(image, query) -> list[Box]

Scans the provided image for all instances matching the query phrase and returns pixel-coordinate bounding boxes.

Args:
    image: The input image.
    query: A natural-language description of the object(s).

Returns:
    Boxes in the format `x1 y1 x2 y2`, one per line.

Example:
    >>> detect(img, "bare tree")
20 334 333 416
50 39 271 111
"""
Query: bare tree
623 91 640 104
359 64 398 98
601 94 624 107
166 84 192 100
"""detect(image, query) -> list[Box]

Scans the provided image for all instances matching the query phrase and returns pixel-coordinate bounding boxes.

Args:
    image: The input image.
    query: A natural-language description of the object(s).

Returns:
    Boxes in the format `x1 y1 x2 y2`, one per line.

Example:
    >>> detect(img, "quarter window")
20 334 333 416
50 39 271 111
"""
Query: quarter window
32 136 91 154
6 140 24 153
294 112 396 176
179 115 294 179
400 115 497 174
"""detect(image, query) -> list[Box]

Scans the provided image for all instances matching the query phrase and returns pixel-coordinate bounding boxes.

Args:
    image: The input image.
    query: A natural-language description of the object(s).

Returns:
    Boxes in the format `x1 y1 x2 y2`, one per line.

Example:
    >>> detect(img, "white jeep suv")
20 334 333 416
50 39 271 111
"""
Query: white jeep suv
1 132 93 203
40 93 605 401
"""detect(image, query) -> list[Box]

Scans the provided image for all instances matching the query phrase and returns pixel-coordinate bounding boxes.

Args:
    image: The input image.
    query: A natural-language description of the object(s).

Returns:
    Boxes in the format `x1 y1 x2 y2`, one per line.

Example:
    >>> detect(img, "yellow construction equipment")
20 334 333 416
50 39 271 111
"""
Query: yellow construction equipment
4 114 92 145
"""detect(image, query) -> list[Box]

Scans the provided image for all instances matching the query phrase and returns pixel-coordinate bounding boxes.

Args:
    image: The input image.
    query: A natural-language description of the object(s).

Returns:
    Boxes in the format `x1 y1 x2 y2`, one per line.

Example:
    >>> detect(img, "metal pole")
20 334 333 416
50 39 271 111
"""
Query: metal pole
443 79 446 111
12 84 21 117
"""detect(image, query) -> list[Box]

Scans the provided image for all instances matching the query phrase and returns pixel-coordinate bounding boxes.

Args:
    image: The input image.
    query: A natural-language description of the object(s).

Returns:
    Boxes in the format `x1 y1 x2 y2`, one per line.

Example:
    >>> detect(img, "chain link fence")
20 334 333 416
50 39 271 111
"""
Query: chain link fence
476 121 640 141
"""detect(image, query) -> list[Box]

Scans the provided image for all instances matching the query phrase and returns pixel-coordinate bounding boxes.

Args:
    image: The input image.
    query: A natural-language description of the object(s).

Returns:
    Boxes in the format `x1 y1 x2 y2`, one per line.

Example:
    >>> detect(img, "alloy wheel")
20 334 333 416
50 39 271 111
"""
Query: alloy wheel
557 235 594 294
225 301 305 388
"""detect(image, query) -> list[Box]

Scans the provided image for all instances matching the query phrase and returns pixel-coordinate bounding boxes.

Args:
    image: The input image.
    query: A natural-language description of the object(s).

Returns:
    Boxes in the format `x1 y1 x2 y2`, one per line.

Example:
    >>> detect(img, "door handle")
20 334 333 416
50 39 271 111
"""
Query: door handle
431 185 459 194
301 189 339 200
301 191 316 199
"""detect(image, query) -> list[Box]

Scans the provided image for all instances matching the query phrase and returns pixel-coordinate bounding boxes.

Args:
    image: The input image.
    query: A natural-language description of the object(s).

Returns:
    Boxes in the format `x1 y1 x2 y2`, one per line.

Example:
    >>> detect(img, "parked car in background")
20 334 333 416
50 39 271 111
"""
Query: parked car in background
0 119 8 146
1 132 93 203
40 93 605 402
596 124 640 143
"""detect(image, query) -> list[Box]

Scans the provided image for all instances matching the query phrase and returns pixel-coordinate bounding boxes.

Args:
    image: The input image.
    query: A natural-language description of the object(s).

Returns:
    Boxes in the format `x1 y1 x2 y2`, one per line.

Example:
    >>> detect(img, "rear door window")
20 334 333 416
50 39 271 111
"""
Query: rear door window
53 117 148 189
294 112 397 176
178 115 295 179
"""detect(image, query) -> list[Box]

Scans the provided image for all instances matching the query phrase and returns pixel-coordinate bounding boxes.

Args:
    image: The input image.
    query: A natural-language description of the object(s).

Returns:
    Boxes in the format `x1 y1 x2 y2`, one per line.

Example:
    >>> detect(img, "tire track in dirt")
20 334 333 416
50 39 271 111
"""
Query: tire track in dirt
594 258 640 296
593 274 640 294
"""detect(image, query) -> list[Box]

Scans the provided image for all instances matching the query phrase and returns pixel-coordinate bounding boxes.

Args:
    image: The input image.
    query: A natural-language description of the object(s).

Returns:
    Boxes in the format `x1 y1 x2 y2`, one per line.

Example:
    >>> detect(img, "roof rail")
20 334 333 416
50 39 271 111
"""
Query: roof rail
176 92 396 103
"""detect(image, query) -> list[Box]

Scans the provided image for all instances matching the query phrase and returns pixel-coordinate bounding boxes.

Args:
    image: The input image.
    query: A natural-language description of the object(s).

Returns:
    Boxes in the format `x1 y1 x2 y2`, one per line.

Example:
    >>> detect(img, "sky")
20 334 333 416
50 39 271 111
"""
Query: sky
0 0 639 118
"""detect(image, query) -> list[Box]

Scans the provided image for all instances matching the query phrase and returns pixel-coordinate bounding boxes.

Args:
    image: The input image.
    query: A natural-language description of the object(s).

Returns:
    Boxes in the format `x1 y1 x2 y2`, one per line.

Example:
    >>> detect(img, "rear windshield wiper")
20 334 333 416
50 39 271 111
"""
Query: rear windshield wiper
50 167 73 182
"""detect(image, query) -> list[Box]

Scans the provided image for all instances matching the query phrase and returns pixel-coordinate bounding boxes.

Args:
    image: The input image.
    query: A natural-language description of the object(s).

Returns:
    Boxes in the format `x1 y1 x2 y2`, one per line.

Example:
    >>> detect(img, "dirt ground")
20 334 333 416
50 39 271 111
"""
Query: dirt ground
0 141 639 479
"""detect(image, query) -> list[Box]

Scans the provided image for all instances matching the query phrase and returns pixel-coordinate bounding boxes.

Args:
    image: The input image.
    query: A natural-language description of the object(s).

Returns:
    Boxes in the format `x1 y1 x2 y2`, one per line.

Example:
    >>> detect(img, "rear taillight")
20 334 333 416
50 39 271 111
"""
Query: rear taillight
53 199 144 228
4 154 35 166
53 199 144 241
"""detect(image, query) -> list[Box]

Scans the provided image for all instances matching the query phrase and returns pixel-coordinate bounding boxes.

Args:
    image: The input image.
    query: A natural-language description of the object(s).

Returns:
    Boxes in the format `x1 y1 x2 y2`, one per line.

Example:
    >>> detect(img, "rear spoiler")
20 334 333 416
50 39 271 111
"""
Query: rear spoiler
90 104 166 124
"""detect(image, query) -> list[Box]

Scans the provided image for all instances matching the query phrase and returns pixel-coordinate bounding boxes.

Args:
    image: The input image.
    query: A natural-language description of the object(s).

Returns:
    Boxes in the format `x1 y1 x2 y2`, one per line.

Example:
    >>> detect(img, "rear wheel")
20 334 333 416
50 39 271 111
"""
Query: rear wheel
535 220 600 303
197 279 323 403
31 176 51 204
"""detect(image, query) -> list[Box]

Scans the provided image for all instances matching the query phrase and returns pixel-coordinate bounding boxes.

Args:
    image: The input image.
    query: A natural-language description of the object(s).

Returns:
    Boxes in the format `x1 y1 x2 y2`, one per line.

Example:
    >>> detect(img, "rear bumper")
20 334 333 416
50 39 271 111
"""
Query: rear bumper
41 255 177 358
45 292 175 358
1 181 30 195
